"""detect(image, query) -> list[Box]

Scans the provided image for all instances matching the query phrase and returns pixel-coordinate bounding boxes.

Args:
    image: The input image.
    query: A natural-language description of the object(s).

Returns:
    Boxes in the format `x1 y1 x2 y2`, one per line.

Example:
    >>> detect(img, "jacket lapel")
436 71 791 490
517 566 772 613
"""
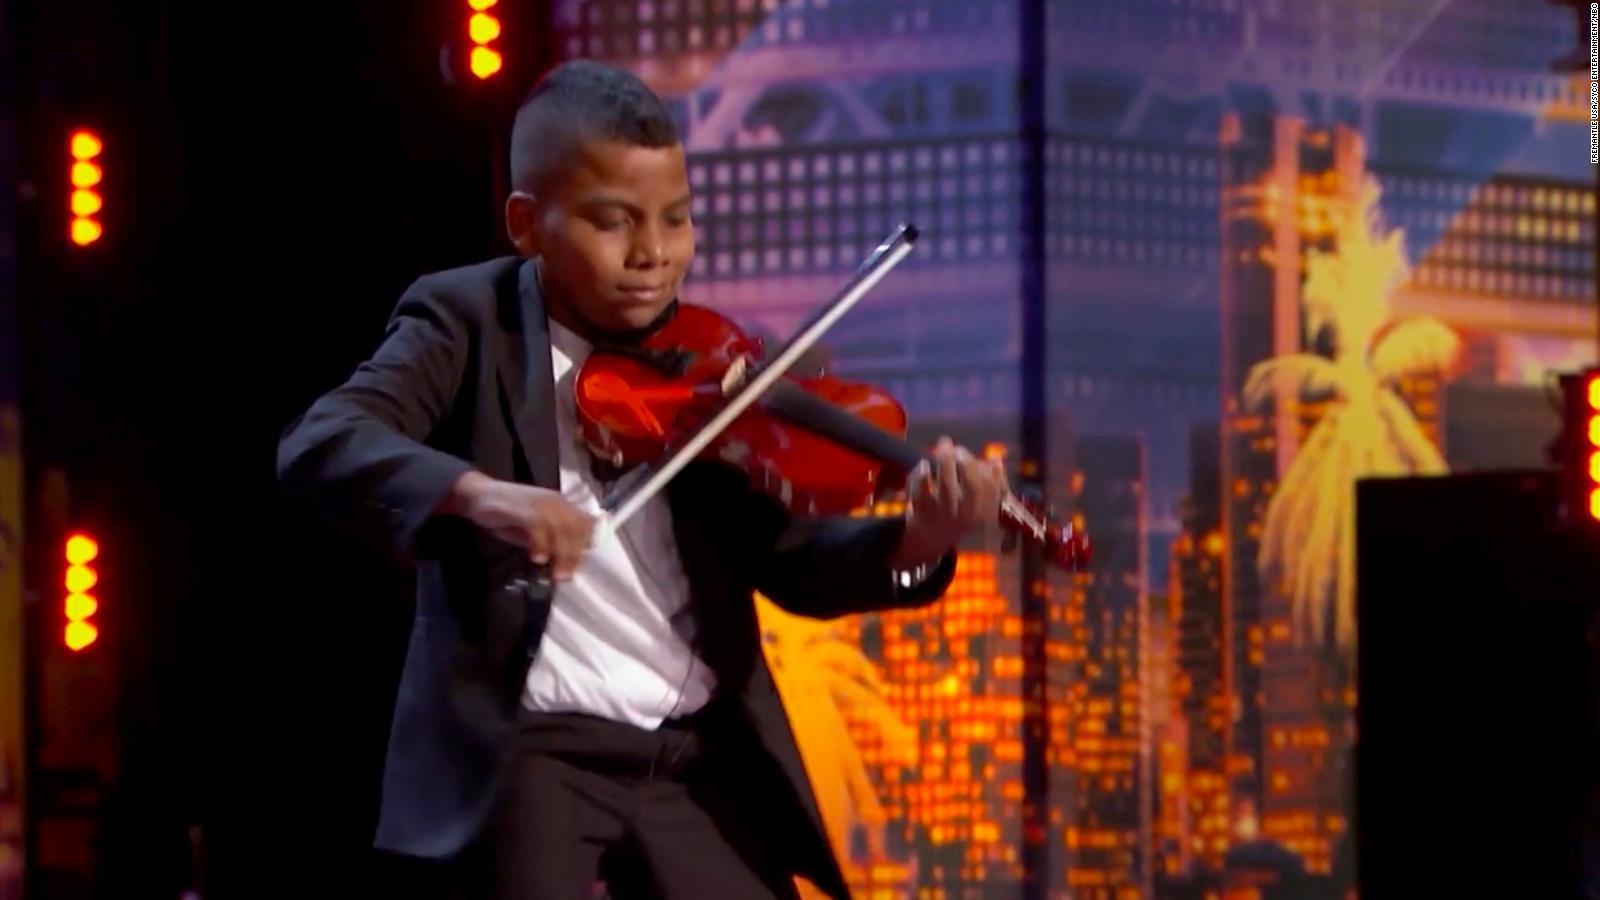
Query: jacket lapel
496 258 561 491
489 259 561 707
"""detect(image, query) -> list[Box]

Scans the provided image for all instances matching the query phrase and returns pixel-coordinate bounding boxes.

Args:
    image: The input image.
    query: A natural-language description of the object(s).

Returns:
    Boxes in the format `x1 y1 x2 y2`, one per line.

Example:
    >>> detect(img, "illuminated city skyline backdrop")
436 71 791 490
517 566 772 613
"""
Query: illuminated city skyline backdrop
552 0 1598 897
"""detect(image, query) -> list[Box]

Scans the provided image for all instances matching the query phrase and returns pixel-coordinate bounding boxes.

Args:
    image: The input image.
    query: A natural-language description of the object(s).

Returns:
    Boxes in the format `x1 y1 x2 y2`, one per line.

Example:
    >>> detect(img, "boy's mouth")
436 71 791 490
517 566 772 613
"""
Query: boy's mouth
617 284 670 303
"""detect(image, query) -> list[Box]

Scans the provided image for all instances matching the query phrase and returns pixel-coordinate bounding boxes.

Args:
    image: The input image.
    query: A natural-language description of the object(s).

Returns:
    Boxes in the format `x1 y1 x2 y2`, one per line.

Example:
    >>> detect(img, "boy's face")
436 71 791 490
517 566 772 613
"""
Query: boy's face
507 138 695 333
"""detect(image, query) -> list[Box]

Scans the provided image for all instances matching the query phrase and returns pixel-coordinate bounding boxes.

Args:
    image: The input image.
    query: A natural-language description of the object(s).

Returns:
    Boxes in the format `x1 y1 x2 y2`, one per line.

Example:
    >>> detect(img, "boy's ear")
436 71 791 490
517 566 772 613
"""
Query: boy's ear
505 191 540 257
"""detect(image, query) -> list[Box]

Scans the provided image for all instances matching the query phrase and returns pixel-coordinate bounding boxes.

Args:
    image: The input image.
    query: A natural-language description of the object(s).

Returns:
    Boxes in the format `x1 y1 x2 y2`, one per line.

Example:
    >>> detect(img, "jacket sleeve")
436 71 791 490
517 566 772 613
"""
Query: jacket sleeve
275 280 477 559
752 513 957 619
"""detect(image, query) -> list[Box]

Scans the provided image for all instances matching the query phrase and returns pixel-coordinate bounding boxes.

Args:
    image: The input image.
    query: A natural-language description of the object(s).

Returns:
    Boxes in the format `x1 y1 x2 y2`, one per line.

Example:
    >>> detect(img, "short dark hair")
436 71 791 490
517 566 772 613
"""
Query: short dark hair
509 61 680 194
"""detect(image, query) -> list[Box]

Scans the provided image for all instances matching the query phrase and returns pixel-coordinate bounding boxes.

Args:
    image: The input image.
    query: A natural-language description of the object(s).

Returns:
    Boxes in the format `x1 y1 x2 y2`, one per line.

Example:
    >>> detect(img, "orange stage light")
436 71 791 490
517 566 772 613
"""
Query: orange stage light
71 189 103 217
64 532 102 651
70 131 103 160
65 564 98 594
65 593 98 621
65 533 99 565
70 162 102 189
69 130 105 246
70 218 103 247
65 621 98 652
465 0 503 80
469 45 503 79
468 12 502 44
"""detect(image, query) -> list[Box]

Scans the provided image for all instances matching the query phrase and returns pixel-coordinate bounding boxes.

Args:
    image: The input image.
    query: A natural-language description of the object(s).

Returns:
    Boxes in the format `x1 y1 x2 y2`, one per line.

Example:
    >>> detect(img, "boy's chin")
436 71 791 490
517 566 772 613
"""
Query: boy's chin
595 302 672 332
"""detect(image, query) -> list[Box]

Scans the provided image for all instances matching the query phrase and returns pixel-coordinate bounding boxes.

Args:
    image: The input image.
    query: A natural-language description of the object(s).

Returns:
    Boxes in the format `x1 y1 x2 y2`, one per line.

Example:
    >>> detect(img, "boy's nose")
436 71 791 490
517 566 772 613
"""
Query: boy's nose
629 227 666 268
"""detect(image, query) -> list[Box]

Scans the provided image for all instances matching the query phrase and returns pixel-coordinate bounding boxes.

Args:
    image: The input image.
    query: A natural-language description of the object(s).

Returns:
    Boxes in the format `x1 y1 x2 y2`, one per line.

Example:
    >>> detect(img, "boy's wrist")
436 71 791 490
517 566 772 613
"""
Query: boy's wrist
439 470 493 517
889 516 953 571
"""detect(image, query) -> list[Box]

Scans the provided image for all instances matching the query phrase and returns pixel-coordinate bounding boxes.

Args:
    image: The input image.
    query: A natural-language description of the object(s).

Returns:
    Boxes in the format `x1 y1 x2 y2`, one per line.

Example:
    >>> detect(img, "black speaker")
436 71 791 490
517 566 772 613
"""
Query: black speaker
1357 470 1600 899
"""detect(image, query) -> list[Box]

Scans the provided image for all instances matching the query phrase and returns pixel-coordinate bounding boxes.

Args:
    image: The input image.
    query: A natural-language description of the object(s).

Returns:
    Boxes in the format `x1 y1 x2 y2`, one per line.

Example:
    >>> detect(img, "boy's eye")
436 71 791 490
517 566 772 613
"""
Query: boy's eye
665 213 690 228
596 217 629 231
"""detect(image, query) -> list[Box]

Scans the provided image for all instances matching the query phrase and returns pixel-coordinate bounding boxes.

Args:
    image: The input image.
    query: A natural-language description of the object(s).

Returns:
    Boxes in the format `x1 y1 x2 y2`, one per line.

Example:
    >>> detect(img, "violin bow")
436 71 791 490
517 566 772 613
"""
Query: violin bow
594 223 920 537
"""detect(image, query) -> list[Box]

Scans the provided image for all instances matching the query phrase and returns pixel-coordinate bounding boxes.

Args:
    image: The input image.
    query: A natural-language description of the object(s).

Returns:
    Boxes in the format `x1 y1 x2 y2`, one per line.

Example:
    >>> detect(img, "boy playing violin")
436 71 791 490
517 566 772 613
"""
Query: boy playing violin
277 60 1004 899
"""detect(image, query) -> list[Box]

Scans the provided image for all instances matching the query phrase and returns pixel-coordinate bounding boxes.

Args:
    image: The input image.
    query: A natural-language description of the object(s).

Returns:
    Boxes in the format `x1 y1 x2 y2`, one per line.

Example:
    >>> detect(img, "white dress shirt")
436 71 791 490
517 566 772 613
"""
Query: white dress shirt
521 318 715 729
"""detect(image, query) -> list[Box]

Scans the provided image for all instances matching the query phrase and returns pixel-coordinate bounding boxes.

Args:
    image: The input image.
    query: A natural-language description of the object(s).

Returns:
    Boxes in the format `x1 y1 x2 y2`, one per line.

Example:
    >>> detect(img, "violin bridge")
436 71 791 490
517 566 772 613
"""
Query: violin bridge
720 355 750 396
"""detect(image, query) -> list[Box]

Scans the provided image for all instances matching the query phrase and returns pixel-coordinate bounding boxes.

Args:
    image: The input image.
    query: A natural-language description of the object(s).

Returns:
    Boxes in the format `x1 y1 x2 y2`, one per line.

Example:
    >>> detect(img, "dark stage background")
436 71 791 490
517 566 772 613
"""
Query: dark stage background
7 2 539 896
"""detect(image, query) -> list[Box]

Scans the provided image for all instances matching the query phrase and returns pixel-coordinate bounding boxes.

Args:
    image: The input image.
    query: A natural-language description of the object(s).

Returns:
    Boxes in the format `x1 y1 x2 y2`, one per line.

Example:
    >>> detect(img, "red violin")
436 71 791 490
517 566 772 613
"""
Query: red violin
572 302 1089 571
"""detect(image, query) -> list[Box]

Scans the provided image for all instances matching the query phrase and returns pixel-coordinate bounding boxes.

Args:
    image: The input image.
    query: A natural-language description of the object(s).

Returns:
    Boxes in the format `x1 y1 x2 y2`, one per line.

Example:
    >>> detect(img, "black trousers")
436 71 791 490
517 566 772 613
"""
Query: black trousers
436 696 814 900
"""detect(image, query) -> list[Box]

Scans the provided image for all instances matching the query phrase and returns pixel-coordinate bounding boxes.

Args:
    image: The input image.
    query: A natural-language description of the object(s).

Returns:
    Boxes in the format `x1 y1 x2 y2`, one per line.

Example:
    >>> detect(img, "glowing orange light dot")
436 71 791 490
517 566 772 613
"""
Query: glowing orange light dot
1590 450 1600 484
71 161 103 188
71 189 103 217
70 161 103 188
65 565 98 594
65 620 98 652
65 593 98 622
71 218 103 246
70 131 103 160
467 0 497 9
65 534 100 565
468 12 501 44
1589 416 1600 448
1590 486 1600 522
1589 377 1600 411
469 45 503 79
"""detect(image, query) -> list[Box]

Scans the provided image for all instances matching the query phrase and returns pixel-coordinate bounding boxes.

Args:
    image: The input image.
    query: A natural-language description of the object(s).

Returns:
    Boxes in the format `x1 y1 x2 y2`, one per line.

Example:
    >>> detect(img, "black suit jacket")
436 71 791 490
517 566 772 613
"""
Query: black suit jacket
275 257 954 897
